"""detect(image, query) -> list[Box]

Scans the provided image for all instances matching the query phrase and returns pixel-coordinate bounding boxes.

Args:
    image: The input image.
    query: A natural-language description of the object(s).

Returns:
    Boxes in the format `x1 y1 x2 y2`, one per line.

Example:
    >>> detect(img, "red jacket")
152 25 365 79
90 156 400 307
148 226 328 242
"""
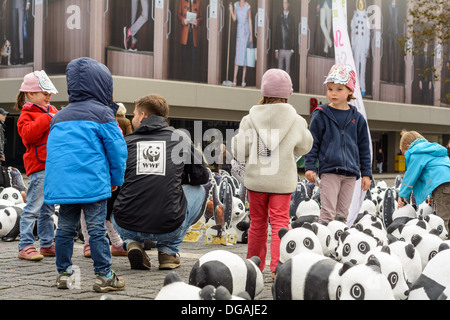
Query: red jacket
17 102 58 176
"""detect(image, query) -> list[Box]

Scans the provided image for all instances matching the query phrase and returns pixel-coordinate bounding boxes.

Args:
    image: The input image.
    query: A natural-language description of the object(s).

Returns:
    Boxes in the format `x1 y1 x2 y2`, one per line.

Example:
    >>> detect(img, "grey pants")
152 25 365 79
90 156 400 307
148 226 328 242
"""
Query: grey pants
432 182 450 237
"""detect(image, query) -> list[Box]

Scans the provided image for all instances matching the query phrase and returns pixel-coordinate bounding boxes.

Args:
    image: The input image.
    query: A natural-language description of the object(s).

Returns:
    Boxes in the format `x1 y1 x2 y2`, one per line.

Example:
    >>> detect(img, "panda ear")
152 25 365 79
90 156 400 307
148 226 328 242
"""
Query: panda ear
405 243 416 259
278 227 289 239
163 271 182 286
438 242 450 252
199 285 216 300
386 233 398 244
380 245 390 254
416 220 427 230
366 255 382 273
249 256 261 267
338 261 354 276
410 234 422 247
340 230 350 242
362 228 374 238
354 223 363 232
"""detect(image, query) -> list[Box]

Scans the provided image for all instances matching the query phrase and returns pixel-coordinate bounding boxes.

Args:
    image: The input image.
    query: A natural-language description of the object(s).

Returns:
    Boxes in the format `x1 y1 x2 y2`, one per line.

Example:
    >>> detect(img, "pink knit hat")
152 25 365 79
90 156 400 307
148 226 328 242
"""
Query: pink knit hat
261 68 293 99
324 64 356 92
20 71 58 94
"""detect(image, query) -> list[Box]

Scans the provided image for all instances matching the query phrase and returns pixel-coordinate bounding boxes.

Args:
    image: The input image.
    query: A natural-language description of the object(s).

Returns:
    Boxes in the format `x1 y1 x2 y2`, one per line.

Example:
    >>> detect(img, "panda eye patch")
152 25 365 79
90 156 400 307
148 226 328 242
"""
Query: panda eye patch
388 272 398 289
286 240 296 253
2 194 7 199
350 284 364 300
358 241 370 254
13 194 18 199
303 237 314 250
343 243 351 256
429 251 437 261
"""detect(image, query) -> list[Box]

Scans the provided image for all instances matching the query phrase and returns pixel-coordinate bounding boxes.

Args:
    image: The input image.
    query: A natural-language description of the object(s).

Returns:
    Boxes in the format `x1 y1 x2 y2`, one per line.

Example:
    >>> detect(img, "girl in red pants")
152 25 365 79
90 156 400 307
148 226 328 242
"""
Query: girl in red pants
232 69 313 278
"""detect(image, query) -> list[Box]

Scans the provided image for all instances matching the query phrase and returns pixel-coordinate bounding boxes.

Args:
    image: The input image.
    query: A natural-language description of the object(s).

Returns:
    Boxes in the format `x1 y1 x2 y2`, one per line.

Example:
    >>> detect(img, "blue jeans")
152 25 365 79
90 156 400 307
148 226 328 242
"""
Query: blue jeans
19 170 55 251
112 185 205 256
55 200 111 276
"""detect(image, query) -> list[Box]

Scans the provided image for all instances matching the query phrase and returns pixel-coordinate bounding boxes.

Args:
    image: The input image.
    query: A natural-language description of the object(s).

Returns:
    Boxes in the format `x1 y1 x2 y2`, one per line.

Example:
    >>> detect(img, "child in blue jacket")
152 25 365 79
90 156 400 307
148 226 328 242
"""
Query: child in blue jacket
305 64 372 223
398 131 450 235
44 57 128 292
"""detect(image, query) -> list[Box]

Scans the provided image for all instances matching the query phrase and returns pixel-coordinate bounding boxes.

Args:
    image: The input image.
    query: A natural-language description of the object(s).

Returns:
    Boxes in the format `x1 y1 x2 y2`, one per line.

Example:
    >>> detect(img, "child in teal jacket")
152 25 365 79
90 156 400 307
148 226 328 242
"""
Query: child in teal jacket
398 131 450 235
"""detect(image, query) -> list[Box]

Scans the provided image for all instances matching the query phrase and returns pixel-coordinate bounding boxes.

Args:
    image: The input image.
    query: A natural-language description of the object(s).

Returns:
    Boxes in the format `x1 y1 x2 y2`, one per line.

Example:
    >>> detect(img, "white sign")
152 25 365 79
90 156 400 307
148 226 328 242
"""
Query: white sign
258 8 265 28
301 17 308 35
210 0 218 19
155 0 164 9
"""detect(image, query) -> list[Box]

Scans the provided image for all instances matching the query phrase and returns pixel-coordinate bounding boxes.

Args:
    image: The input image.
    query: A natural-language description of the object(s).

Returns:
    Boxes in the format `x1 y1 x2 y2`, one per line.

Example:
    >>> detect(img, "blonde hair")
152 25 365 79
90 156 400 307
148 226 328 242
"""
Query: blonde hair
135 94 170 119
399 130 424 152
116 103 127 116
258 97 288 105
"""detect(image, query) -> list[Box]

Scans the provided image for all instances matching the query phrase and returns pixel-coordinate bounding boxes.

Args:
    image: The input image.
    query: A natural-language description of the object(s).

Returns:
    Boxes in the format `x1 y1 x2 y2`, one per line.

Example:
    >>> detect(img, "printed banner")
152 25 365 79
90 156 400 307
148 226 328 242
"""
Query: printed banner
331 0 373 225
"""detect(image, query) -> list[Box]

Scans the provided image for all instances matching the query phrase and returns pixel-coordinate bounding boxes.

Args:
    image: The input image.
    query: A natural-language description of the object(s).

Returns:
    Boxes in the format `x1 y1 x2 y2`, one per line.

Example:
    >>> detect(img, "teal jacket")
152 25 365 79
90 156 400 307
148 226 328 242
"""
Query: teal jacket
399 138 450 204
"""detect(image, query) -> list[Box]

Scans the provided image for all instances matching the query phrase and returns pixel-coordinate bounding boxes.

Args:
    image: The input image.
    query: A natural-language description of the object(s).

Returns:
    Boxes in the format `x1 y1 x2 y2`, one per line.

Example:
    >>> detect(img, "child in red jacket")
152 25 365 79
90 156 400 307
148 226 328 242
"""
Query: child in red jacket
15 71 59 261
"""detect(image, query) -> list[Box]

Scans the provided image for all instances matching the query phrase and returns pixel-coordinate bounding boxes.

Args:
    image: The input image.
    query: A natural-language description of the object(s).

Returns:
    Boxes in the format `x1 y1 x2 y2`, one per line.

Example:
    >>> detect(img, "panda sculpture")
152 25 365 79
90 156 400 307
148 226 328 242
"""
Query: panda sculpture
409 243 450 300
291 199 320 227
410 232 443 270
273 251 342 300
0 206 21 241
311 222 336 257
155 271 249 300
277 223 323 267
367 246 410 300
326 218 348 246
387 239 422 286
189 250 264 300
338 255 395 300
335 228 379 264
0 187 24 205
423 214 448 240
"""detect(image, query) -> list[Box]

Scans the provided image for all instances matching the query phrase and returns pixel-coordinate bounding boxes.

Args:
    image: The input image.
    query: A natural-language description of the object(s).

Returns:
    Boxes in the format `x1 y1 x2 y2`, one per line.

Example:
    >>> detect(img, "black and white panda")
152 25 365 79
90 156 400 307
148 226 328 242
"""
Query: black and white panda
339 255 395 300
409 243 450 300
155 271 249 300
0 207 21 241
189 250 264 299
335 228 379 264
273 251 342 300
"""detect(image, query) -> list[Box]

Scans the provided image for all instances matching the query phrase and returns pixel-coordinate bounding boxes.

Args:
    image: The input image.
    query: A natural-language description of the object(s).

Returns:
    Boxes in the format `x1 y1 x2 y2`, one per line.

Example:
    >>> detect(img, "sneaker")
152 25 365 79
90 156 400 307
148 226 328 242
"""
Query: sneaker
18 246 44 261
40 244 55 256
111 244 128 256
123 26 131 50
158 251 180 270
93 270 126 293
56 272 73 289
127 242 151 270
83 243 91 258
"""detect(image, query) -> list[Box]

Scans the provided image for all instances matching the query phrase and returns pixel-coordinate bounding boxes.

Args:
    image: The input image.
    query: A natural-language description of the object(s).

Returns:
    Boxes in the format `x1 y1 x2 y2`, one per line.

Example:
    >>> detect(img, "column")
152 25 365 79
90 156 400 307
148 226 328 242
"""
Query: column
89 0 106 63
33 0 45 70
255 0 270 88
154 0 170 79
207 0 224 84
371 0 382 101
298 0 308 93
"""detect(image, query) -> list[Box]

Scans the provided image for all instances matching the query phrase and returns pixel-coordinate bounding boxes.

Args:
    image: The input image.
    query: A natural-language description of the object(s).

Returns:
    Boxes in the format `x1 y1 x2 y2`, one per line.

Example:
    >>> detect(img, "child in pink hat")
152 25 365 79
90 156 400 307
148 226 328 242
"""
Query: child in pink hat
305 64 372 224
15 71 59 261
232 68 313 278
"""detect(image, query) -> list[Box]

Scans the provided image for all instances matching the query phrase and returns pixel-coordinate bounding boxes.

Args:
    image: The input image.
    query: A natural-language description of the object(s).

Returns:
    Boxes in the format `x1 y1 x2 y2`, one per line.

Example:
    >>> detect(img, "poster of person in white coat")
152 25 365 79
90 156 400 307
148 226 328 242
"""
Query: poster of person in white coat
350 0 371 97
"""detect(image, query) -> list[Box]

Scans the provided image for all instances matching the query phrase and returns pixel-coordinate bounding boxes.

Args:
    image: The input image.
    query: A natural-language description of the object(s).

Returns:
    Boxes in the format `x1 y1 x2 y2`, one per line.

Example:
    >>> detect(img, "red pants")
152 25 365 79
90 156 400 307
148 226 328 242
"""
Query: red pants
247 190 291 273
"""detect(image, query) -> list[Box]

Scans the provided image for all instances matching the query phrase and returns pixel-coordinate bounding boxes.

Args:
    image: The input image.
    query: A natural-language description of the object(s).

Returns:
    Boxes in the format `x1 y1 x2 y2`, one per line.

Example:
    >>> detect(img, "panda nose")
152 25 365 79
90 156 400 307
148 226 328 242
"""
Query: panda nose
404 289 409 297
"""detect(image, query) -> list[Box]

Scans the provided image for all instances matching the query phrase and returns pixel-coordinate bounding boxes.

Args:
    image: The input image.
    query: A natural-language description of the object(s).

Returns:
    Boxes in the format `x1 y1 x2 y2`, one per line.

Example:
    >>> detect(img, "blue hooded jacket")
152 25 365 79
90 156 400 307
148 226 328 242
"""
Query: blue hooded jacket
44 57 128 205
305 104 372 179
398 138 450 204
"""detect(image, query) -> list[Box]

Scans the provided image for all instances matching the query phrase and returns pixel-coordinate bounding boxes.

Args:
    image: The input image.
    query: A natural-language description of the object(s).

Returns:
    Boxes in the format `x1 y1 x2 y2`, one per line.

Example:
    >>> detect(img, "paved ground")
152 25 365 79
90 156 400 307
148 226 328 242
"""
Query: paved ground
0 173 399 301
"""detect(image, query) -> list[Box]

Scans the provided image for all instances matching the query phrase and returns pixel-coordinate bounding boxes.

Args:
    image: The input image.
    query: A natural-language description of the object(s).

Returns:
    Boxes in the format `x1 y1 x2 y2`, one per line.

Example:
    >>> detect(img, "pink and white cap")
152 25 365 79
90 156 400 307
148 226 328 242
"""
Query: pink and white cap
20 71 59 95
324 64 356 92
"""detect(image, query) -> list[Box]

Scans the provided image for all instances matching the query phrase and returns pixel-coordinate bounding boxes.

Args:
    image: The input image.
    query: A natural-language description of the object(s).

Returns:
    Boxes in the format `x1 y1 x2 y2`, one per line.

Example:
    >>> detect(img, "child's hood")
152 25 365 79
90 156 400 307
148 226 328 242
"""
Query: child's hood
247 103 298 150
407 138 448 158
66 57 113 106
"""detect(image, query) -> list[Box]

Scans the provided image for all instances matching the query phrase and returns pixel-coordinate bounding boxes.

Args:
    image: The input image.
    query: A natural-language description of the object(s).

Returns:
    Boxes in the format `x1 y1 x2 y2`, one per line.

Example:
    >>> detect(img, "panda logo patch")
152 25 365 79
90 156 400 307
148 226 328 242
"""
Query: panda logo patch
137 141 166 176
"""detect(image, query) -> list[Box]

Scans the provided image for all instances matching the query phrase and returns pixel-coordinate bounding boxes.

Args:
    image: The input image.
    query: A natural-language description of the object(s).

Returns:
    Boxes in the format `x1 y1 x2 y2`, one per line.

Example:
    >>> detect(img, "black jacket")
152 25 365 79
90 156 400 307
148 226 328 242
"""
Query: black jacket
112 115 209 234
274 11 296 51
